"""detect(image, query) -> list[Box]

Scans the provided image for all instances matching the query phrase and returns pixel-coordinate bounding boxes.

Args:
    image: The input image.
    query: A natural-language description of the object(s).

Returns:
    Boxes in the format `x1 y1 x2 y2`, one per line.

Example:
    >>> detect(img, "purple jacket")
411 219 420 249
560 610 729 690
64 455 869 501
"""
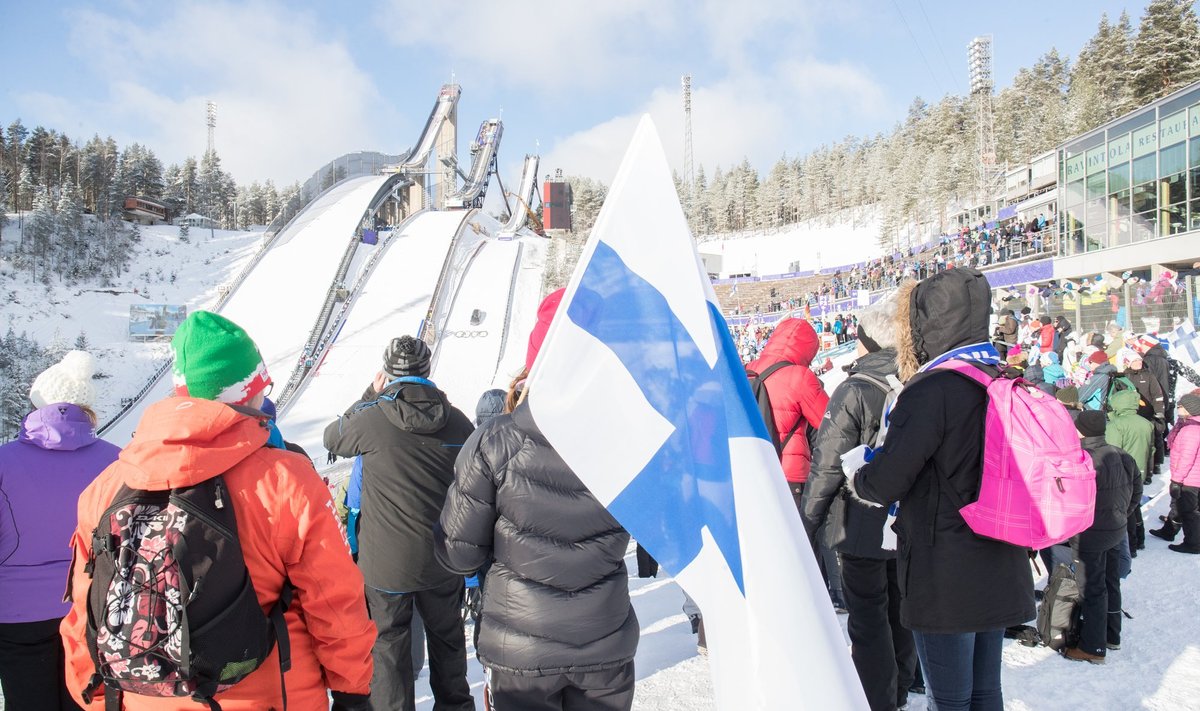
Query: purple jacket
0 404 120 623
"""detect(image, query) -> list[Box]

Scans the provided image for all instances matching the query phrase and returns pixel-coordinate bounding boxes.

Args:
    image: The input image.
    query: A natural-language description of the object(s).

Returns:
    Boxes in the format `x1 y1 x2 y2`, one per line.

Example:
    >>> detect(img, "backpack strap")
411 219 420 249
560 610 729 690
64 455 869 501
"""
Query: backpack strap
270 580 294 710
760 362 809 452
932 359 995 386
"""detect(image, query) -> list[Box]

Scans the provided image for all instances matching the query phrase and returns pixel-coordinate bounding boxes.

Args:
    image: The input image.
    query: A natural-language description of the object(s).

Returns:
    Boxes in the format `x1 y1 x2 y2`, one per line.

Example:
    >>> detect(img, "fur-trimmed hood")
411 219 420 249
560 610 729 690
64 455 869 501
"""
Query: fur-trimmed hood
896 268 993 381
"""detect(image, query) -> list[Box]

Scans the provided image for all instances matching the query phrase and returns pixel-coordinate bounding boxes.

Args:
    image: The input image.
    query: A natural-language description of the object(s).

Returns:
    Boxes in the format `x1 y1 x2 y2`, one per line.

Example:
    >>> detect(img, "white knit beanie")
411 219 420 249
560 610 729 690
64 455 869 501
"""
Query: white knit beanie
29 350 97 409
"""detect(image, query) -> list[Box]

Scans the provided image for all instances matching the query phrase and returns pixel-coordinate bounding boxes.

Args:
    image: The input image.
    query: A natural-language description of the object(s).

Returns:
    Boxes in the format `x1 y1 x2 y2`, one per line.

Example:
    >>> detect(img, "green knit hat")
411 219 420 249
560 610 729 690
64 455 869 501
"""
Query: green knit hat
171 311 271 404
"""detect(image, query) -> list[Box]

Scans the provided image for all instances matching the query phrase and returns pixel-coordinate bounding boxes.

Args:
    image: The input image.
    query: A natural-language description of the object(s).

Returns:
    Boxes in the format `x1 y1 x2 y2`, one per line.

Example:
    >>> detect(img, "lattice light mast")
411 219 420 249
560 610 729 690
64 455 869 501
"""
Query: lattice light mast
206 101 217 155
968 36 997 204
681 75 695 225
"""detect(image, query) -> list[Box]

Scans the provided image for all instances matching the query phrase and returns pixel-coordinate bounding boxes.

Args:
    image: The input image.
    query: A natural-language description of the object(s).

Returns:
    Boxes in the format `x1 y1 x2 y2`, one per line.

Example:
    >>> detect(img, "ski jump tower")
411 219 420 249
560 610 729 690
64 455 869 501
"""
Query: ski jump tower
390 85 460 212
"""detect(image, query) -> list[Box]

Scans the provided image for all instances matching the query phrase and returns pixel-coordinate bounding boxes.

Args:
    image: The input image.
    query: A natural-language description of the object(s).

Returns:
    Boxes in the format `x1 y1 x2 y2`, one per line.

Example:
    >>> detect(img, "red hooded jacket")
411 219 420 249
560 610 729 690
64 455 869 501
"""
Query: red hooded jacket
747 319 830 484
62 398 375 710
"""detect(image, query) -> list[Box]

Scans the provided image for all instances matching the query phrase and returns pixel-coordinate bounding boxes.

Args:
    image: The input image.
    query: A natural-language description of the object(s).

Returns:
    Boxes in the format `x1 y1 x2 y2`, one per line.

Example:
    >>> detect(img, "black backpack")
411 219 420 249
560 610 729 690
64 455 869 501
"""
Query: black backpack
746 361 811 458
1036 563 1081 651
81 474 292 711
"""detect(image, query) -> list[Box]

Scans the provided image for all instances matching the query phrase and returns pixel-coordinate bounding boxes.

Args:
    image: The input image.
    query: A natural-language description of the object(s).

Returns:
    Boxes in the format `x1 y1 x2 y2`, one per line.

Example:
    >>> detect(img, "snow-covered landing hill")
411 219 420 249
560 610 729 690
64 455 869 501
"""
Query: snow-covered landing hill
0 218 264 424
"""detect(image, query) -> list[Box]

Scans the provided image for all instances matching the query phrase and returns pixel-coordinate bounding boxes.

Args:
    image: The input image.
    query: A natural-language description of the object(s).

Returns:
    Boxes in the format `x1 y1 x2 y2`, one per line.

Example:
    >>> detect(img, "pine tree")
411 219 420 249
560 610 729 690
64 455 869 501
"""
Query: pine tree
1130 0 1200 104
0 168 9 241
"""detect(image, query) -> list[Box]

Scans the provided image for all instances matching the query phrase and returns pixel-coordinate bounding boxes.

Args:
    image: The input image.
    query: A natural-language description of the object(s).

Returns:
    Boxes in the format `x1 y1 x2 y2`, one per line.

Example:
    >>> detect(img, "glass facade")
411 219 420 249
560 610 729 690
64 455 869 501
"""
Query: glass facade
1058 83 1200 255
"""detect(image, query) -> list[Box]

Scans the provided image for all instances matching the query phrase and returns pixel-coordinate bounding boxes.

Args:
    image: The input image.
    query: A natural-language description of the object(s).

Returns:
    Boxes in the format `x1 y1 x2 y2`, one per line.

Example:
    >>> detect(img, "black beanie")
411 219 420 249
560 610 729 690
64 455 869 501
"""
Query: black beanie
383 336 431 378
1075 410 1106 437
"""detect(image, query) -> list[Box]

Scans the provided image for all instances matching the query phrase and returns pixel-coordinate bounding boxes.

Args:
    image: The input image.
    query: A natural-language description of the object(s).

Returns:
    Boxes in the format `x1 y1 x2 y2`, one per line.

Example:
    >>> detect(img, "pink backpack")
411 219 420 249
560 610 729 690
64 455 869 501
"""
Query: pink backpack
933 360 1096 549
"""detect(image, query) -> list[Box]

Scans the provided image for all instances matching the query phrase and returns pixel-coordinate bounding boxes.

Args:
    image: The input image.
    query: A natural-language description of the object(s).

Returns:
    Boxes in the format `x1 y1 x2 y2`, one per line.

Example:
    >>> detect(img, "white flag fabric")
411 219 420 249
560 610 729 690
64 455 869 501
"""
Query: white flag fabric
1168 320 1200 367
525 116 866 710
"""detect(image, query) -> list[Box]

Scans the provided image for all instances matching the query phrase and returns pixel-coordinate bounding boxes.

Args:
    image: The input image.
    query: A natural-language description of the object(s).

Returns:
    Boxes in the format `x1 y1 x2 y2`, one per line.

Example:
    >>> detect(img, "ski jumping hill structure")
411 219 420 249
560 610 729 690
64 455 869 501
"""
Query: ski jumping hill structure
101 84 547 457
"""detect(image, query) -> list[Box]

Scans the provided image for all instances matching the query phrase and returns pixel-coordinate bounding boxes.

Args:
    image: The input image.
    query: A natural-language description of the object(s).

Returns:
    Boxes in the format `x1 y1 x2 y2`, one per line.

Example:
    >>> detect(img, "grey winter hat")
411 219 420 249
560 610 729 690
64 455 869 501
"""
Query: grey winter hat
1179 393 1200 417
855 292 899 351
383 336 431 378
474 388 506 425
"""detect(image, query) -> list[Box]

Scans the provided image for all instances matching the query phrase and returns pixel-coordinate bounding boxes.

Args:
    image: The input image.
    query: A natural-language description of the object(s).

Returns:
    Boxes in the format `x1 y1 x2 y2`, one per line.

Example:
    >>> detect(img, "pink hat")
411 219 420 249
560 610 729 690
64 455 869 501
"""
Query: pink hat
525 289 566 371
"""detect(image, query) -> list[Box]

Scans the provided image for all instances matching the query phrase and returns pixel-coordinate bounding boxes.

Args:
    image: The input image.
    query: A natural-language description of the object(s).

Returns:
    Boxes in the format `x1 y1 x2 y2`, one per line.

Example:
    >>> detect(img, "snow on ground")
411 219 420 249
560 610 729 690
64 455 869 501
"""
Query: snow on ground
699 207 884 276
0 215 263 426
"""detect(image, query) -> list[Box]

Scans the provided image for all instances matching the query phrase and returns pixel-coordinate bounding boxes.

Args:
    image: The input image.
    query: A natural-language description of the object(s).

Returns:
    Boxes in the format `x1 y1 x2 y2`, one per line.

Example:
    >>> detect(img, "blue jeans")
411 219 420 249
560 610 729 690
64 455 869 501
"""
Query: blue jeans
912 629 1004 711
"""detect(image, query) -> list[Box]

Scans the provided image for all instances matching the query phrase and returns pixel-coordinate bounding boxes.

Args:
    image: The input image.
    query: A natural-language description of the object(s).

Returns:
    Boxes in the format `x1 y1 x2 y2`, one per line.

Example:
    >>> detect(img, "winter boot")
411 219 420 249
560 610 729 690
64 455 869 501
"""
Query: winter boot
1149 523 1179 542
1168 543 1200 554
1064 647 1106 664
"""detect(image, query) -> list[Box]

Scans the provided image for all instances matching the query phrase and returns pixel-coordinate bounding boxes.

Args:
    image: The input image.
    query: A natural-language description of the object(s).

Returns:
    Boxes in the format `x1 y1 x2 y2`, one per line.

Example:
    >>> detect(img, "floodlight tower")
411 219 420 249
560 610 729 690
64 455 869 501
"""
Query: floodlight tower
968 36 997 204
682 75 695 224
206 101 217 155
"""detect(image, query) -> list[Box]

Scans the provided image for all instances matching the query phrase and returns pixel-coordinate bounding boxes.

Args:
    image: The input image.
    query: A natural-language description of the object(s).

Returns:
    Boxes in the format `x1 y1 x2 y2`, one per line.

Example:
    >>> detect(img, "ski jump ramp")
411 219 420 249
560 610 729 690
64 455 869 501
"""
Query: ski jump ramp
279 210 470 457
103 175 393 445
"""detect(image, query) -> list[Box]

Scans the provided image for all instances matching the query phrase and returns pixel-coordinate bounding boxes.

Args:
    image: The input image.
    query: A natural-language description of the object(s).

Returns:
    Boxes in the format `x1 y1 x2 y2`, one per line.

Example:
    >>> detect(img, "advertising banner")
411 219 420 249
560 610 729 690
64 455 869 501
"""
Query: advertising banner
129 304 188 339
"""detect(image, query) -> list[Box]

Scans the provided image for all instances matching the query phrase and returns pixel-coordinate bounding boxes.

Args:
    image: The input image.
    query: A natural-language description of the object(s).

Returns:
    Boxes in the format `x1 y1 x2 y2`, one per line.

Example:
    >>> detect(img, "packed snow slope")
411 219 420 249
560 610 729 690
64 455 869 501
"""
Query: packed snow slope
103 175 391 444
699 207 884 276
281 208 549 460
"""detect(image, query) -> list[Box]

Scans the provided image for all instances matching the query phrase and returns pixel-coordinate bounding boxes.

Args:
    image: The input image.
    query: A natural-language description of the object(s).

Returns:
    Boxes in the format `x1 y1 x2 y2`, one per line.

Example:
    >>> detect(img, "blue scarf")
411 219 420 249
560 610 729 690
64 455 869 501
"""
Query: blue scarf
917 341 1001 374
265 420 287 450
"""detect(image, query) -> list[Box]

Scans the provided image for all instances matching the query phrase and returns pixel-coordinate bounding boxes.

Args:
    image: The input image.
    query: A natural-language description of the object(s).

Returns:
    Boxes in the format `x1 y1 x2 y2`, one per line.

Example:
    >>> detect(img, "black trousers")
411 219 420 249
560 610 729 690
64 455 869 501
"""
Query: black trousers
0 617 81 711
791 484 841 599
487 661 634 711
1178 483 1200 547
365 578 473 711
840 555 918 711
1074 546 1122 656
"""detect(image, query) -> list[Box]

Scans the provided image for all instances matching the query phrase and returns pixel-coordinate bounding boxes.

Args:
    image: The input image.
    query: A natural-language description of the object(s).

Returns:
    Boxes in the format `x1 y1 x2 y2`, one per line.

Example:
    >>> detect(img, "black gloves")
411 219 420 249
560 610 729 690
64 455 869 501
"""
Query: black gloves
330 691 371 711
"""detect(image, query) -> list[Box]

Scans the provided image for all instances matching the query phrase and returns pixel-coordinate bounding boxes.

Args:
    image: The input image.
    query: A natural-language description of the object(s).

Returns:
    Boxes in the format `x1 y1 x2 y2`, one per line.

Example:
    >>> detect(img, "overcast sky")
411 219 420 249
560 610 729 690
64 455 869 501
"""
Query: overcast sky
0 1 1144 189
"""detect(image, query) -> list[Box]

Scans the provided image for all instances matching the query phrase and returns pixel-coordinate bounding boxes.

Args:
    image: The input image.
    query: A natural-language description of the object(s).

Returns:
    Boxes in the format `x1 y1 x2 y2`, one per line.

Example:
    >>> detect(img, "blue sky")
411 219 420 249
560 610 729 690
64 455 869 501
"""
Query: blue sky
0 1 1146 189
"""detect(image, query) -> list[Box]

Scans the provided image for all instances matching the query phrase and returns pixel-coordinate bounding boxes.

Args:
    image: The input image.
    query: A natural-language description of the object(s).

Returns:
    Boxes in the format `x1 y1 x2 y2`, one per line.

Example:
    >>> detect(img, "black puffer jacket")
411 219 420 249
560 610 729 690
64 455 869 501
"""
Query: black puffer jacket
1077 437 1140 553
434 401 639 676
802 348 899 559
1143 345 1173 414
324 379 474 592
854 269 1036 634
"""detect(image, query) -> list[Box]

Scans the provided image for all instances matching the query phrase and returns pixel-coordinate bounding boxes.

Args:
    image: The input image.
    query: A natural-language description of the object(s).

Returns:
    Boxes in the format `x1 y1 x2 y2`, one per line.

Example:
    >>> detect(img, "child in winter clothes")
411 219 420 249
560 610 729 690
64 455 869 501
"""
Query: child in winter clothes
1106 389 1152 556
1040 352 1067 395
1064 411 1140 664
1149 392 1200 554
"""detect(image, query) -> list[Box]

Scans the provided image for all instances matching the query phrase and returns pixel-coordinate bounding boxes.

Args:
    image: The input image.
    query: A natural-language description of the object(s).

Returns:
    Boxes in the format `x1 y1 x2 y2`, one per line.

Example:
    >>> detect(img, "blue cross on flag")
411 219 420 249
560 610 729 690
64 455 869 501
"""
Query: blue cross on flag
525 116 865 710
1169 320 1200 367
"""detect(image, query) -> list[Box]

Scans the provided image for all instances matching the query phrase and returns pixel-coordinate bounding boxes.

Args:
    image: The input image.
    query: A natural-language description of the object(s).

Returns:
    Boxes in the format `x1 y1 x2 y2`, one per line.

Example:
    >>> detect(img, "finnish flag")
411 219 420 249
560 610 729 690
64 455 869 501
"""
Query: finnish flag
525 116 865 710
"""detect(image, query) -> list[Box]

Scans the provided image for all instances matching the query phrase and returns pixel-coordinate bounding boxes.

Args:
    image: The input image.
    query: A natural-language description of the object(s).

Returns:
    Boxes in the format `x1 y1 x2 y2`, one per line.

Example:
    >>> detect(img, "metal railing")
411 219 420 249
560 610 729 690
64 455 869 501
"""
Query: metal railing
493 242 526 375
275 218 413 412
420 210 480 351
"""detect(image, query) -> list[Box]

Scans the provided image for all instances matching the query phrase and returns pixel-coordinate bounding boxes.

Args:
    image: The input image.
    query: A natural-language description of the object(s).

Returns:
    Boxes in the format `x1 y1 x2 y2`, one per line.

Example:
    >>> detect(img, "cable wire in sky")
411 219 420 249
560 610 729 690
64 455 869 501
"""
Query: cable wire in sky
891 0 946 96
914 0 963 92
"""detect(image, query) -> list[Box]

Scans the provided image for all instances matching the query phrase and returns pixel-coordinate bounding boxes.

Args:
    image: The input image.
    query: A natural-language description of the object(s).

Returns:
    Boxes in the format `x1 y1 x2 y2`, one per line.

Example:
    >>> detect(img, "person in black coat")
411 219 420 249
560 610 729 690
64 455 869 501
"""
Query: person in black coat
802 294 918 711
1064 411 1140 664
434 293 639 711
324 335 476 711
848 269 1035 711
1142 343 1172 476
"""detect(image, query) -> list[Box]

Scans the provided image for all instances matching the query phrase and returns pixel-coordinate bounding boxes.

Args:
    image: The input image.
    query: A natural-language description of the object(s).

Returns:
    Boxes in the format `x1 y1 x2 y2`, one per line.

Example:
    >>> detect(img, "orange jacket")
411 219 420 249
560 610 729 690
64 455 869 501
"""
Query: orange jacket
61 398 375 710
